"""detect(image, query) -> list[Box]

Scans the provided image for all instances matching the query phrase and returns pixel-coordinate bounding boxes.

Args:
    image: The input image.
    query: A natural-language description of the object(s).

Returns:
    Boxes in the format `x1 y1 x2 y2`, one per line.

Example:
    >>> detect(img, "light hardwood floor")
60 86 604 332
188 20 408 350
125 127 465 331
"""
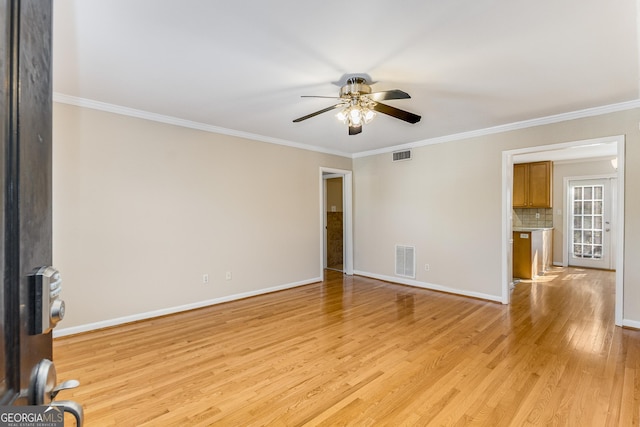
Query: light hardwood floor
53 267 640 426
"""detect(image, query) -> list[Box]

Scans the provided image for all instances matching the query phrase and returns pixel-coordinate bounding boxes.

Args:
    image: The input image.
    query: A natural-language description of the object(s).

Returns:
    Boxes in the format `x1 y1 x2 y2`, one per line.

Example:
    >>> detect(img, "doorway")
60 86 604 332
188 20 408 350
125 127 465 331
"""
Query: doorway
320 168 353 275
567 177 616 270
502 136 625 325
325 176 344 271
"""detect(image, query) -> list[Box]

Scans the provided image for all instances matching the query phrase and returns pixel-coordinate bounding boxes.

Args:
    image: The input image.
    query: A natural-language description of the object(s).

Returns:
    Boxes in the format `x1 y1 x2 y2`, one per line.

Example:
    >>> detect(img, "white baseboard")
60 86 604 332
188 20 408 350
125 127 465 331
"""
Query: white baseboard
353 270 502 303
53 273 639 336
53 277 322 338
622 318 640 330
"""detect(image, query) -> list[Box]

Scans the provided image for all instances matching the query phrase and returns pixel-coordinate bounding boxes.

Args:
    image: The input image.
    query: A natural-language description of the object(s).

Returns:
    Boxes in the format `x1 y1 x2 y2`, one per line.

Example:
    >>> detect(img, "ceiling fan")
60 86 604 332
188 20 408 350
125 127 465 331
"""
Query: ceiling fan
293 76 421 135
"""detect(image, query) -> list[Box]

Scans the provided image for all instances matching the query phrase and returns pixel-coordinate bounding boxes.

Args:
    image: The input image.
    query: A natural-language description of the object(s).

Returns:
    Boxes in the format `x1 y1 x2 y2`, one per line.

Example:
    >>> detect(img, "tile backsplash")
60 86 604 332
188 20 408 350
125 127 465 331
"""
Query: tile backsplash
513 208 553 228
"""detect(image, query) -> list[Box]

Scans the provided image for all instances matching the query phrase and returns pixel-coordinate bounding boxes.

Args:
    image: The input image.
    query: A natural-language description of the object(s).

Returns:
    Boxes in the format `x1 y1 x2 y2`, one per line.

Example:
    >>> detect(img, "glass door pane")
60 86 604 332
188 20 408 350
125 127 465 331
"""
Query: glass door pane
571 184 604 260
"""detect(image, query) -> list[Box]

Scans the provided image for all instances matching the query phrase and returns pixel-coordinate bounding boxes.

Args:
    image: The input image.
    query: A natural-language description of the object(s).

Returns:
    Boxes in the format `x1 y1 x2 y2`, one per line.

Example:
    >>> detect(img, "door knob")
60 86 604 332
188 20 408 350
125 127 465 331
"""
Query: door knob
27 359 84 426
28 360 80 404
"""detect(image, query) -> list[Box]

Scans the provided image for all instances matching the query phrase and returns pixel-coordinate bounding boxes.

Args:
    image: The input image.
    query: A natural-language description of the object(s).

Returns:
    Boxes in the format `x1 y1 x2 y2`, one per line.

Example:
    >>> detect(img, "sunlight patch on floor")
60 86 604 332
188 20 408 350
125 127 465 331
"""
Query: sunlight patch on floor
518 273 560 284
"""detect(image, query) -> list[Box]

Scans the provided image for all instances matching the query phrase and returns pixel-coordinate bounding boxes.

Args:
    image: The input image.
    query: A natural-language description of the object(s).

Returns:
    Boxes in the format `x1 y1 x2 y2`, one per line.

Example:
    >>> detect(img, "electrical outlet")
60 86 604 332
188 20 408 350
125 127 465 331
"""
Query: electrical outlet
535 212 540 219
225 271 232 280
202 274 209 284
425 264 430 271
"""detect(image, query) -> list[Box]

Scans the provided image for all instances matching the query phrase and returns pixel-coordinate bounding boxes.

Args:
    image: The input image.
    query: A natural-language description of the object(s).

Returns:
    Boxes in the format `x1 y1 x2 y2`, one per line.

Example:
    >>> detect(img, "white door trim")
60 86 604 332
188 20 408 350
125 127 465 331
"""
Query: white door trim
501 135 625 326
320 168 353 275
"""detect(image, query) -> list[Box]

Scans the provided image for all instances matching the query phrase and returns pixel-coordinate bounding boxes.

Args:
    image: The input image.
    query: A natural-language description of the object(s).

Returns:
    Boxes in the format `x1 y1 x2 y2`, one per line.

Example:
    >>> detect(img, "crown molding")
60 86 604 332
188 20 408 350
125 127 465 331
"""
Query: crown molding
353 99 640 158
52 93 353 158
54 93 640 160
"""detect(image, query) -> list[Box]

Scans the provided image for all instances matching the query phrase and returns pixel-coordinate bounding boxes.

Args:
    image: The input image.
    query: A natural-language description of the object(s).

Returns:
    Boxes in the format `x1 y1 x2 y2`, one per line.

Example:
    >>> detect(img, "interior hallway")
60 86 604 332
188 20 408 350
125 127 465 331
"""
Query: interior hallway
53 267 640 425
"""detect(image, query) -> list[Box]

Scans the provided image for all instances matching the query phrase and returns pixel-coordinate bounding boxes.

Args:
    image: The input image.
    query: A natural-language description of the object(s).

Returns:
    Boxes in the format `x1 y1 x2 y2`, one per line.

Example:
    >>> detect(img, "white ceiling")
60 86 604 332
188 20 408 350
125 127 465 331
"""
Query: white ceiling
52 0 640 157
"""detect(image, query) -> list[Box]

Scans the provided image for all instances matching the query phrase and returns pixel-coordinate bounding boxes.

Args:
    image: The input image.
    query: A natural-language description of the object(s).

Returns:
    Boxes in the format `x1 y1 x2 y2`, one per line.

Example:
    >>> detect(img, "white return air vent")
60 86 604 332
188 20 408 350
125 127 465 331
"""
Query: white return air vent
395 245 416 278
392 149 412 162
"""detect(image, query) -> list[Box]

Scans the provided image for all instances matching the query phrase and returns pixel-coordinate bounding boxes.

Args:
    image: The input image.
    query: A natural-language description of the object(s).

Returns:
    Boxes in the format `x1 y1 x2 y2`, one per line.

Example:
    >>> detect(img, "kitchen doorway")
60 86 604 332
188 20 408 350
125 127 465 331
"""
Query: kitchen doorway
502 135 625 325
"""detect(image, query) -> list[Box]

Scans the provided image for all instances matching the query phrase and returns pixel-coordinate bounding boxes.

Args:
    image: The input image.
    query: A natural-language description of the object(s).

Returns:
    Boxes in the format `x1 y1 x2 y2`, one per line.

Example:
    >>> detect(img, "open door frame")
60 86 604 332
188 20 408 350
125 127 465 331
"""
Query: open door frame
501 136 625 326
319 168 353 275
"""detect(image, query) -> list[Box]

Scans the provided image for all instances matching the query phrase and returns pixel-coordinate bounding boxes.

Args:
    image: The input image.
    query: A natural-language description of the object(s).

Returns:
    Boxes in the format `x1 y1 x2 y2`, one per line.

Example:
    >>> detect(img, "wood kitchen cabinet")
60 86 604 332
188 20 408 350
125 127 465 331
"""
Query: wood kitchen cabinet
513 161 552 208
513 229 553 279
513 231 533 279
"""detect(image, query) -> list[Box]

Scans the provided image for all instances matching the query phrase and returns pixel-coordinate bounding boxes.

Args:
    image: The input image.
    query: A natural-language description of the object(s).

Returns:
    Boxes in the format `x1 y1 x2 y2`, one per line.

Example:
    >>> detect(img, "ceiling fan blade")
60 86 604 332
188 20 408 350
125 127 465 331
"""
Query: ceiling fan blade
349 125 362 135
293 104 343 122
372 102 421 124
368 89 411 101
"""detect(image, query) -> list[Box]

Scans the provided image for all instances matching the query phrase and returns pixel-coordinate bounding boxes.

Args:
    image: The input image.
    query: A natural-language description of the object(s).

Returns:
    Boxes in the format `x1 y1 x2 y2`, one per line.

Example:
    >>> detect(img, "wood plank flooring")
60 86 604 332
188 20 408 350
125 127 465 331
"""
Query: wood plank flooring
53 267 640 426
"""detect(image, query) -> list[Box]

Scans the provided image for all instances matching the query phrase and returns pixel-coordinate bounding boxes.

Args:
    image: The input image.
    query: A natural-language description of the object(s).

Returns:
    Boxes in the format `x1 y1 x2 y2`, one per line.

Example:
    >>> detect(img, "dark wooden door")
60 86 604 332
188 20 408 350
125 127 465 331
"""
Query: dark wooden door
1 0 53 405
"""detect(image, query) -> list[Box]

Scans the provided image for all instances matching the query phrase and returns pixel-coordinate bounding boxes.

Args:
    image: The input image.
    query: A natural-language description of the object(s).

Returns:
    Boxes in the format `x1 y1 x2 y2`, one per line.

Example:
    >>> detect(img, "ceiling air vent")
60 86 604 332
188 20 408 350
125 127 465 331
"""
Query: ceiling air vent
392 150 412 162
395 245 416 279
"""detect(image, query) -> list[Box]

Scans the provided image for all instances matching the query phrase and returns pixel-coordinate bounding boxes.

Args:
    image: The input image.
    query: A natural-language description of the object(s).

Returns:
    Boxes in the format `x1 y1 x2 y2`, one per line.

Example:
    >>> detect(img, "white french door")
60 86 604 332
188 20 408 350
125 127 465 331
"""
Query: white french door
568 178 615 269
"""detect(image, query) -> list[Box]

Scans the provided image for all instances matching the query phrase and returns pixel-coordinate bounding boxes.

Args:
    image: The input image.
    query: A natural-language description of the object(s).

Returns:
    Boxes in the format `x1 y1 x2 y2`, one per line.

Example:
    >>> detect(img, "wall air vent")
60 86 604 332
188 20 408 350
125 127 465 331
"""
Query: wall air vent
392 150 412 162
395 245 416 278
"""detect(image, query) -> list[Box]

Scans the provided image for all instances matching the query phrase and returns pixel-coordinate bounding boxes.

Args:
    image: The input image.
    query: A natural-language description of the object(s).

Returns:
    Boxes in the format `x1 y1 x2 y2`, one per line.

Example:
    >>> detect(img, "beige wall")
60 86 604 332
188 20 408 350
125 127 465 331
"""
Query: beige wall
552 159 617 265
53 103 351 331
354 137 505 300
353 108 640 324
53 102 640 332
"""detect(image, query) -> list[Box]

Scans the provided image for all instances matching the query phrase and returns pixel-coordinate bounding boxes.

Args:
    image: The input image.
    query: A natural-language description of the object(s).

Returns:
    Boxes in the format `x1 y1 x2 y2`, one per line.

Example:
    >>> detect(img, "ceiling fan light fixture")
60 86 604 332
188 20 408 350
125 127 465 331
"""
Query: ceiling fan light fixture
294 75 421 135
349 108 362 125
363 108 376 124
336 96 377 127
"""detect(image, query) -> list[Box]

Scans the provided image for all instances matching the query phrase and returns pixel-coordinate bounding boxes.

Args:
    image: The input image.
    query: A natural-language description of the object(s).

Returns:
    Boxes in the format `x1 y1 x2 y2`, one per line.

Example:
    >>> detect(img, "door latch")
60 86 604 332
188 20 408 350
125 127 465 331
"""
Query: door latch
27 359 84 426
28 266 66 335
